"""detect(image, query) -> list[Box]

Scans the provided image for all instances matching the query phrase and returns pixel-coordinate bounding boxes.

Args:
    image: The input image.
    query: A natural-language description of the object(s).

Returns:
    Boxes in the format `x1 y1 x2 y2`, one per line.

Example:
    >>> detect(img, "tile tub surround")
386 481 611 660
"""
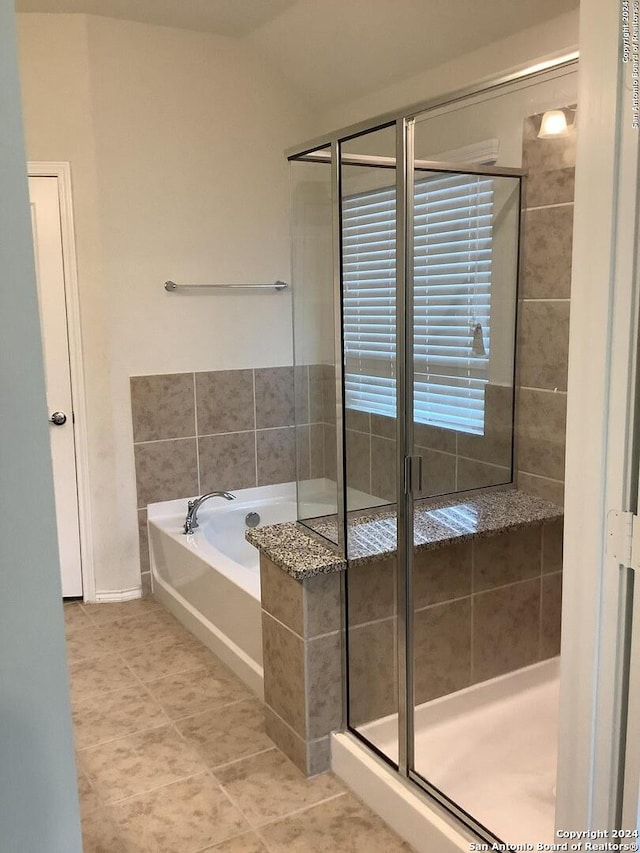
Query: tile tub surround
131 366 313 587
66 597 414 852
515 108 576 506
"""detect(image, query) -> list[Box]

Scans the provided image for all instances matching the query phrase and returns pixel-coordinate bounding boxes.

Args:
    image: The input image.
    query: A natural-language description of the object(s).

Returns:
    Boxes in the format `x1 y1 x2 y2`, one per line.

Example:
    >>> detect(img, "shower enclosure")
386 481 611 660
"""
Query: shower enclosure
289 56 578 846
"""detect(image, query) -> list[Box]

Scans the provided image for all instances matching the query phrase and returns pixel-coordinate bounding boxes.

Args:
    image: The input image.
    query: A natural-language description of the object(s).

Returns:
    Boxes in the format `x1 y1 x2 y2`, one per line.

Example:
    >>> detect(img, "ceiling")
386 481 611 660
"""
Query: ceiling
14 0 579 107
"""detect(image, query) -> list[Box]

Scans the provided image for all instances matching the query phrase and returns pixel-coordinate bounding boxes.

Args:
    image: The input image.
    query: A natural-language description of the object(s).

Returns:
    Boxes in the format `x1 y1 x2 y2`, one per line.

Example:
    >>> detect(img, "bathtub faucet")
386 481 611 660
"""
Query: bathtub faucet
183 491 235 534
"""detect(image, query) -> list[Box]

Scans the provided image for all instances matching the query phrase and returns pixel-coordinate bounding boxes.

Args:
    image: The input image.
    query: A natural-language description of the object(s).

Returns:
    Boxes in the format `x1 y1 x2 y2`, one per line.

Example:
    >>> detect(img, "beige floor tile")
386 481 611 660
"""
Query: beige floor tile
79 724 208 803
260 792 415 852
81 807 126 853
204 832 269 852
146 664 252 720
64 602 95 636
111 773 248 853
97 609 189 654
81 597 162 624
176 699 273 767
73 683 170 749
68 654 138 702
215 749 345 827
66 625 113 664
78 767 102 815
122 635 219 682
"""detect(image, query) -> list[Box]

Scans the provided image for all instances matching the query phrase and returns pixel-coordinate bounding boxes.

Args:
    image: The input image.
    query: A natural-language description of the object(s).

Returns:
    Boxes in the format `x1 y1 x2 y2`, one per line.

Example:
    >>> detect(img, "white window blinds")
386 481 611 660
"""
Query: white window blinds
342 171 494 435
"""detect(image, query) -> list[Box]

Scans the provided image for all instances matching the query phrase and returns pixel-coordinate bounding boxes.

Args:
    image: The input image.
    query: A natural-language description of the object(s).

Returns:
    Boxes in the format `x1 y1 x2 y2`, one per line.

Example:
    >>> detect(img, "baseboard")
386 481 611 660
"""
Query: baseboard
93 586 142 603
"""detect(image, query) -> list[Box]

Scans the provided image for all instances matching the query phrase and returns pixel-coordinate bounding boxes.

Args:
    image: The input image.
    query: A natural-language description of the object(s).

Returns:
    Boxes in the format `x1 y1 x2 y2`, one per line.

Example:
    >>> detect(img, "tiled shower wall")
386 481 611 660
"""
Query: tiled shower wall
516 110 576 505
131 367 302 591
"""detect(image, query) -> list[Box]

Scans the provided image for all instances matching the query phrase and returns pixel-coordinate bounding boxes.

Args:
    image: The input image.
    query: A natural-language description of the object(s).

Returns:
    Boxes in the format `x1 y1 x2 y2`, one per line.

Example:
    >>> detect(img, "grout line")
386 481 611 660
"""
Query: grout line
169 696 251 725
518 471 565 485
193 372 201 493
526 200 574 212
253 791 349 831
105 769 211 808
208 746 278 774
253 369 259 487
76 719 170 753
518 385 567 395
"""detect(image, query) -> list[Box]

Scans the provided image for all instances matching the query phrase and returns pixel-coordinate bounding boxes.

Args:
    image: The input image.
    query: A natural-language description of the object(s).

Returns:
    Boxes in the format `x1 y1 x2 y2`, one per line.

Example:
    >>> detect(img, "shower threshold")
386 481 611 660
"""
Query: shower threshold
358 657 560 847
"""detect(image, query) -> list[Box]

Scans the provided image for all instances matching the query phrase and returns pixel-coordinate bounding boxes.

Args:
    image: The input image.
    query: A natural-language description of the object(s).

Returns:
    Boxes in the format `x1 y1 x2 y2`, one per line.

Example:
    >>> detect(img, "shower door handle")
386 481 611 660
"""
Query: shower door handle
404 455 423 495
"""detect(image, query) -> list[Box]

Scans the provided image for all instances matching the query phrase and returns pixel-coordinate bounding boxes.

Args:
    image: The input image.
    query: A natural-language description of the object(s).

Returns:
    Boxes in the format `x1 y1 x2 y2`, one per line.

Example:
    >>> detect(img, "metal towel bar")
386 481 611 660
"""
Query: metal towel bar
164 280 288 292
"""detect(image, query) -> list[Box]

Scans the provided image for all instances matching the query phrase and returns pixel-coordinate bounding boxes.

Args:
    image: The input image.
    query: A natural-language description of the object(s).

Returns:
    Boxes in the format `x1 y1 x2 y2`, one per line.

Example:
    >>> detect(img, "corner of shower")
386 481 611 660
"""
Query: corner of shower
287 53 577 850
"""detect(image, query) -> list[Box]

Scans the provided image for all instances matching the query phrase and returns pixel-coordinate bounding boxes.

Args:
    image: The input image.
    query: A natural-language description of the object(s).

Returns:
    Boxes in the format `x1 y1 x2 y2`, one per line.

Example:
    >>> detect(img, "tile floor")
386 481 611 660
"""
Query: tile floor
65 597 415 852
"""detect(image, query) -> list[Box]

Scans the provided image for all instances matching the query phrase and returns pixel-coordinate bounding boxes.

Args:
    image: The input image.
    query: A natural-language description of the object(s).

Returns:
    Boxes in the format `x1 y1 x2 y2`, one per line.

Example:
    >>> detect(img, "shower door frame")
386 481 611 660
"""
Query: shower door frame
286 53 640 840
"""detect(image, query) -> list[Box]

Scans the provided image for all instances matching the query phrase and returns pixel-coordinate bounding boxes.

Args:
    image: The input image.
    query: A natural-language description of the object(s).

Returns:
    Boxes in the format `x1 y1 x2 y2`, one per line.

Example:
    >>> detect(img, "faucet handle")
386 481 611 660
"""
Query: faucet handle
187 499 196 510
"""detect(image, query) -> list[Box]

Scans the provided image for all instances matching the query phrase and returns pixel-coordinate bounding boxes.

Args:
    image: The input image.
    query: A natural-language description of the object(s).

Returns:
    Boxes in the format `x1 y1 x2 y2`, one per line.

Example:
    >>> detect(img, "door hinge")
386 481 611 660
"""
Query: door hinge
607 510 640 571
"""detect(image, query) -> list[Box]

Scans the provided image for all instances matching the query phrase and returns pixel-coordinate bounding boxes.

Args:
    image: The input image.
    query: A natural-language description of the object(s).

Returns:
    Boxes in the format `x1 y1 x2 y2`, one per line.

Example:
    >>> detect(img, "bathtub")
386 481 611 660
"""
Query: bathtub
148 481 298 698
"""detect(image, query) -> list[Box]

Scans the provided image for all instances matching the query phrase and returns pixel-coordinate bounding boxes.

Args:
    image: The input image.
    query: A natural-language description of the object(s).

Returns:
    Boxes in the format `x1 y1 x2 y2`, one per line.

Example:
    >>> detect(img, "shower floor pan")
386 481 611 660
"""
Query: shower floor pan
359 657 559 847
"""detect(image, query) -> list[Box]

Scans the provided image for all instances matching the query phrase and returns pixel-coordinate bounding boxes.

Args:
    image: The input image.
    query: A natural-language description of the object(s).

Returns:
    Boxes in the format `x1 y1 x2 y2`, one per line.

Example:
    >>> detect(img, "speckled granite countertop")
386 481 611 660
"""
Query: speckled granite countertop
246 489 562 580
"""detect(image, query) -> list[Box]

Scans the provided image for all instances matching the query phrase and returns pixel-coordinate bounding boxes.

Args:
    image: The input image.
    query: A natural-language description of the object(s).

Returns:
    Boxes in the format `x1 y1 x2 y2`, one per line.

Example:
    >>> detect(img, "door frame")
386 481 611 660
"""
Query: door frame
28 161 95 602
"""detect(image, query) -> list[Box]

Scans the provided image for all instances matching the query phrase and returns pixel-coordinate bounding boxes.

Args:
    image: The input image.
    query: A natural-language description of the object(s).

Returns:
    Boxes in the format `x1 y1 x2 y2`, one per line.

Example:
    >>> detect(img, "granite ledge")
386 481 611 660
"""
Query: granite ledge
246 489 563 580
246 522 346 580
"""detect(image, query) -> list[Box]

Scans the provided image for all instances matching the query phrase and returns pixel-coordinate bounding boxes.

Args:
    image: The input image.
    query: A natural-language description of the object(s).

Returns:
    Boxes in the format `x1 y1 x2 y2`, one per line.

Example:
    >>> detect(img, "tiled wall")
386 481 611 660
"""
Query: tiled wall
516 110 576 505
344 383 513 503
347 518 563 726
131 367 299 590
260 556 343 776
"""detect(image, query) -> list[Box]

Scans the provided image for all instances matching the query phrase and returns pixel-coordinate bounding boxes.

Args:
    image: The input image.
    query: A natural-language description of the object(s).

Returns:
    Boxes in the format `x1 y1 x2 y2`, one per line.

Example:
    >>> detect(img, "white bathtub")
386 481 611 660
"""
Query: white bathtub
148 482 297 698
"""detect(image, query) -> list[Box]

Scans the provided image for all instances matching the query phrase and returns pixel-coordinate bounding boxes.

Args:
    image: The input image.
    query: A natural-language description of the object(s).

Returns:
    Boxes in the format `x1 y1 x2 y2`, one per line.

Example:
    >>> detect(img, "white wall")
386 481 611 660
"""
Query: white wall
0 3 81 849
17 14 315 595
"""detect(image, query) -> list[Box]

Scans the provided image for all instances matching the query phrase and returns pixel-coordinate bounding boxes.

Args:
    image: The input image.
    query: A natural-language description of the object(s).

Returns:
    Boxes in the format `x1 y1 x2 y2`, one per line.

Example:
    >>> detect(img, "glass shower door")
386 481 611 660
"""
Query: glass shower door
405 148 522 839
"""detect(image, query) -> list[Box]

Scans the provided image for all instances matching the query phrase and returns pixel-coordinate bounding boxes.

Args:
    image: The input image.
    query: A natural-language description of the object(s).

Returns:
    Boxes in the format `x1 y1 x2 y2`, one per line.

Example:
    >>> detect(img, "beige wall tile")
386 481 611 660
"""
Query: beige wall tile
199 432 257 492
415 447 456 497
260 556 303 636
414 420 456 454
296 424 311 481
323 423 337 481
134 438 198 508
264 706 308 775
370 413 396 439
345 407 370 432
304 572 342 638
196 369 254 435
371 435 396 502
131 373 195 442
456 457 511 492
262 612 306 738
523 116 577 172
543 518 564 574
346 428 371 496
522 205 574 300
517 472 564 506
413 598 472 704
257 427 296 486
347 558 396 626
526 167 575 208
473 526 542 592
473 578 541 683
519 300 570 391
294 365 310 425
516 389 567 482
308 365 325 423
306 632 342 740
255 366 294 429
309 423 324 478
413 542 471 608
541 572 563 659
348 618 397 726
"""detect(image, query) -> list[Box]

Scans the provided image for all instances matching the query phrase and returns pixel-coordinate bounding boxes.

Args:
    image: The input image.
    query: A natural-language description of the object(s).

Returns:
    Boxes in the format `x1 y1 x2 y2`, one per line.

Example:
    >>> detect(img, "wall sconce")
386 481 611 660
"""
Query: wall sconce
538 109 571 138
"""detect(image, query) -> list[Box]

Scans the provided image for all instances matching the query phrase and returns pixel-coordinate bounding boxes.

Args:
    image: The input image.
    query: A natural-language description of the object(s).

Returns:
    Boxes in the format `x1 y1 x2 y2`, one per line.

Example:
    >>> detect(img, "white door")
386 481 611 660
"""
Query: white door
28 176 83 598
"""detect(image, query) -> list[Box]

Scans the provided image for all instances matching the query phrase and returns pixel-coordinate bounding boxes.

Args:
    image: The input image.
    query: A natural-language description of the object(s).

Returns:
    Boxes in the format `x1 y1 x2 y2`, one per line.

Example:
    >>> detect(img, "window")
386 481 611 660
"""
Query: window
342 170 494 435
